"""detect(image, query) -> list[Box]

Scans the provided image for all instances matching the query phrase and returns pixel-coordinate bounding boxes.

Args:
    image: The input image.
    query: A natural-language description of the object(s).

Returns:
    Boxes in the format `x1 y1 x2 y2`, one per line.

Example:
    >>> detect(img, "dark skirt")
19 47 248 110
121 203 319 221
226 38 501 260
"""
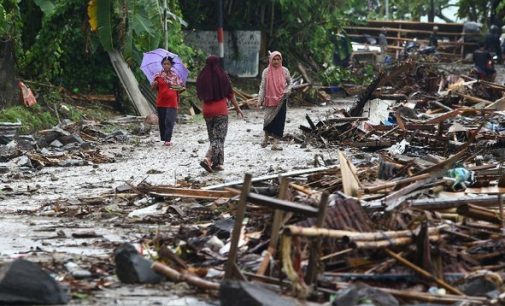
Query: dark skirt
263 99 287 138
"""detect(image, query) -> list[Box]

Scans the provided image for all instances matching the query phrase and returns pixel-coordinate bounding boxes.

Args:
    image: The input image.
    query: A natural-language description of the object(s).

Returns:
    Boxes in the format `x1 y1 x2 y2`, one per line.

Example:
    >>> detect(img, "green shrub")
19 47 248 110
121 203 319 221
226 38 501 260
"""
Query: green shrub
0 105 58 133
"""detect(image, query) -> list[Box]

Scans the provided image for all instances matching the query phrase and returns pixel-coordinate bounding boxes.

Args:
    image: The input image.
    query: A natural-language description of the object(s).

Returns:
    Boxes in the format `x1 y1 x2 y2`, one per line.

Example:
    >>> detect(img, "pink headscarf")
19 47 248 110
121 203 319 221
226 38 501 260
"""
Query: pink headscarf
264 51 286 107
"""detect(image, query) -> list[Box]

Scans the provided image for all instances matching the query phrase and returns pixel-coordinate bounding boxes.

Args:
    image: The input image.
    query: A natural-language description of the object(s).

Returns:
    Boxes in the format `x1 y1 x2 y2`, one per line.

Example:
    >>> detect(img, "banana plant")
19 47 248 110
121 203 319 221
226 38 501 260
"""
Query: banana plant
32 0 181 62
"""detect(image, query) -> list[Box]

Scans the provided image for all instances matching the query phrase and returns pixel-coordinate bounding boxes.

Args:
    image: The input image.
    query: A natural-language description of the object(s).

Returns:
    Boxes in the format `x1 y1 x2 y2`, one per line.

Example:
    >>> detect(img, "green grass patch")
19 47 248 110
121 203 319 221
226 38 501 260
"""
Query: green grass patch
0 105 58 133
0 103 120 134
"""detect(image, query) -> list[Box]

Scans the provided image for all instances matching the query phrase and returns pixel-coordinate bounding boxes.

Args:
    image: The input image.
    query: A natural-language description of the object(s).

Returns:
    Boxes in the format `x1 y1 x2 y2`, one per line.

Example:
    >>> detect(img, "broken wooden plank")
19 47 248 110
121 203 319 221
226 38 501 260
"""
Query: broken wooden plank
148 187 235 199
203 166 338 190
338 150 361 197
425 109 461 124
484 96 505 111
246 193 318 216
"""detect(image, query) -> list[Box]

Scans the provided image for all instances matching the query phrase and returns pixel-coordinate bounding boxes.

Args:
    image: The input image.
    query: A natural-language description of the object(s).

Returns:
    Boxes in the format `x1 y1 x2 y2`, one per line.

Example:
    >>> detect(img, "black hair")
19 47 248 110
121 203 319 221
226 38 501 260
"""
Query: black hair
161 56 175 65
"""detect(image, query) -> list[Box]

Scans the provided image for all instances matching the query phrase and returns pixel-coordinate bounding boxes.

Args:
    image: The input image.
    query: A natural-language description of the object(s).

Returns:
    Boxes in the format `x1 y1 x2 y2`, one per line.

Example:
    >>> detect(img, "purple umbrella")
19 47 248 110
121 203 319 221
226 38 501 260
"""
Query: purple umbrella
140 48 189 85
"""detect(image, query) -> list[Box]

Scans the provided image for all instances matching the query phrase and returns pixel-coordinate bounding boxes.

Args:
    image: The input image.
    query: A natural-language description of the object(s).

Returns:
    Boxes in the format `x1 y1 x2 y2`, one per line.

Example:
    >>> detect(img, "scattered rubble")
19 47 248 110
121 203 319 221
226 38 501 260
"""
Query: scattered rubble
2 60 505 305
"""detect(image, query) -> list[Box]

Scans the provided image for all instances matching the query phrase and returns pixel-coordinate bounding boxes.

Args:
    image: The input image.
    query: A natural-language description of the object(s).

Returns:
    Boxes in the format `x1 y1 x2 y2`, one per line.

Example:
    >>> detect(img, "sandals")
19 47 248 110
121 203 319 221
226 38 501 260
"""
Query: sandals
199 159 213 173
164 141 173 147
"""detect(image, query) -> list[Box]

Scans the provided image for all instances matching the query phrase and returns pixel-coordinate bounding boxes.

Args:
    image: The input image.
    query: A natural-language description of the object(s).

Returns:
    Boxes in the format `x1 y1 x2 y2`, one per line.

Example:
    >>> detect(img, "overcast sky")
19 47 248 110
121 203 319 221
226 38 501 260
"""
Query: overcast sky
420 0 462 23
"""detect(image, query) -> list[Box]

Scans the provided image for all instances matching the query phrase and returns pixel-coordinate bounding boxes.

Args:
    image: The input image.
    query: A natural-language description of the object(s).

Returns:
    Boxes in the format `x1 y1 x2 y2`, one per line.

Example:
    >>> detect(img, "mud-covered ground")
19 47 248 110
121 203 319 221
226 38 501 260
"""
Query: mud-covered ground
1 98 353 305
2 62 503 304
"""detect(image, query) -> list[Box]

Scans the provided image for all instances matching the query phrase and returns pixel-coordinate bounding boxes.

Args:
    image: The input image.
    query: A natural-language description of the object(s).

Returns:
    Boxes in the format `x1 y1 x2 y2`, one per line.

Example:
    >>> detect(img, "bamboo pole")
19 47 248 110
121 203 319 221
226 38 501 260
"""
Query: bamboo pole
321 248 354 261
440 228 479 241
457 204 503 224
384 249 464 295
464 221 502 232
152 262 219 291
350 235 442 250
284 225 446 240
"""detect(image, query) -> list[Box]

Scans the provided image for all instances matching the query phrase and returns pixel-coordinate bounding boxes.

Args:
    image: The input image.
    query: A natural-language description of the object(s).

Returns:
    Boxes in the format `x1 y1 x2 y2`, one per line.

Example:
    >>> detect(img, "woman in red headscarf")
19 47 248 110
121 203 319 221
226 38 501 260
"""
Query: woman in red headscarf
258 51 292 150
196 55 244 173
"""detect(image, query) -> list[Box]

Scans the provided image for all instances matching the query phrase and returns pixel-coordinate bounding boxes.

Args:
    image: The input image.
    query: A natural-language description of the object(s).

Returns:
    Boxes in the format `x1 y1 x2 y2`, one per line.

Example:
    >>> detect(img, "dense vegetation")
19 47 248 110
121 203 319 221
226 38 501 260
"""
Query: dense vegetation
0 0 504 125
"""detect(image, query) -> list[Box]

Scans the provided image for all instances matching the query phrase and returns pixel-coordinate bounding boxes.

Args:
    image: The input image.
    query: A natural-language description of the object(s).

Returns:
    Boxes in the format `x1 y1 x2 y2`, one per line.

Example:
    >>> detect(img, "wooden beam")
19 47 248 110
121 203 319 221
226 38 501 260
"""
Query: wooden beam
148 187 235 199
246 193 319 216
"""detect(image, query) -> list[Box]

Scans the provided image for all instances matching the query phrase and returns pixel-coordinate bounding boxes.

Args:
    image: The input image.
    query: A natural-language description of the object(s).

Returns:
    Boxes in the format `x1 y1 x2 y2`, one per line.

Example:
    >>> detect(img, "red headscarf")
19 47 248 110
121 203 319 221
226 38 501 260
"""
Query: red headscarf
264 51 286 107
196 56 232 102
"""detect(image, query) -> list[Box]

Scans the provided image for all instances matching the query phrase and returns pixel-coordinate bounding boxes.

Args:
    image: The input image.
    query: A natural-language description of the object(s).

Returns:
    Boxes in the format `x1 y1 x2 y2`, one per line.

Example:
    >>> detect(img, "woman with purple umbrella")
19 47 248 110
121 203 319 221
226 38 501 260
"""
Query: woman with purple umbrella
151 56 185 146
196 55 244 172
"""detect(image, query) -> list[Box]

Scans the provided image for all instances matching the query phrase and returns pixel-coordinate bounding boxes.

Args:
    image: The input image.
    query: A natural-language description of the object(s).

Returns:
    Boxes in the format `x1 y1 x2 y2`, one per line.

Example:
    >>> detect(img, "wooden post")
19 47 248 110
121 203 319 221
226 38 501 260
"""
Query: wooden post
305 192 329 286
224 173 252 279
256 177 289 276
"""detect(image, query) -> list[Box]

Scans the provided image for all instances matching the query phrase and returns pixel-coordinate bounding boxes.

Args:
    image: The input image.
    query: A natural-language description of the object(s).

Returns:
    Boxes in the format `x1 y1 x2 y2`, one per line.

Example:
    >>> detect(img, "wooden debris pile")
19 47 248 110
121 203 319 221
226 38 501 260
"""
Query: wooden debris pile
50 145 499 305
298 61 505 157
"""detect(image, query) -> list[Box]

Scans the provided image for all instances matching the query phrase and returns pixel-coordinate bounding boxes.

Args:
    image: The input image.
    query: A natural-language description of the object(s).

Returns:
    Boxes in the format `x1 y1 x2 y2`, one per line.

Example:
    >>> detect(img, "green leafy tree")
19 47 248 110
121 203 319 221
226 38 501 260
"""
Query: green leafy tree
458 0 503 26
18 0 195 93
0 0 22 40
